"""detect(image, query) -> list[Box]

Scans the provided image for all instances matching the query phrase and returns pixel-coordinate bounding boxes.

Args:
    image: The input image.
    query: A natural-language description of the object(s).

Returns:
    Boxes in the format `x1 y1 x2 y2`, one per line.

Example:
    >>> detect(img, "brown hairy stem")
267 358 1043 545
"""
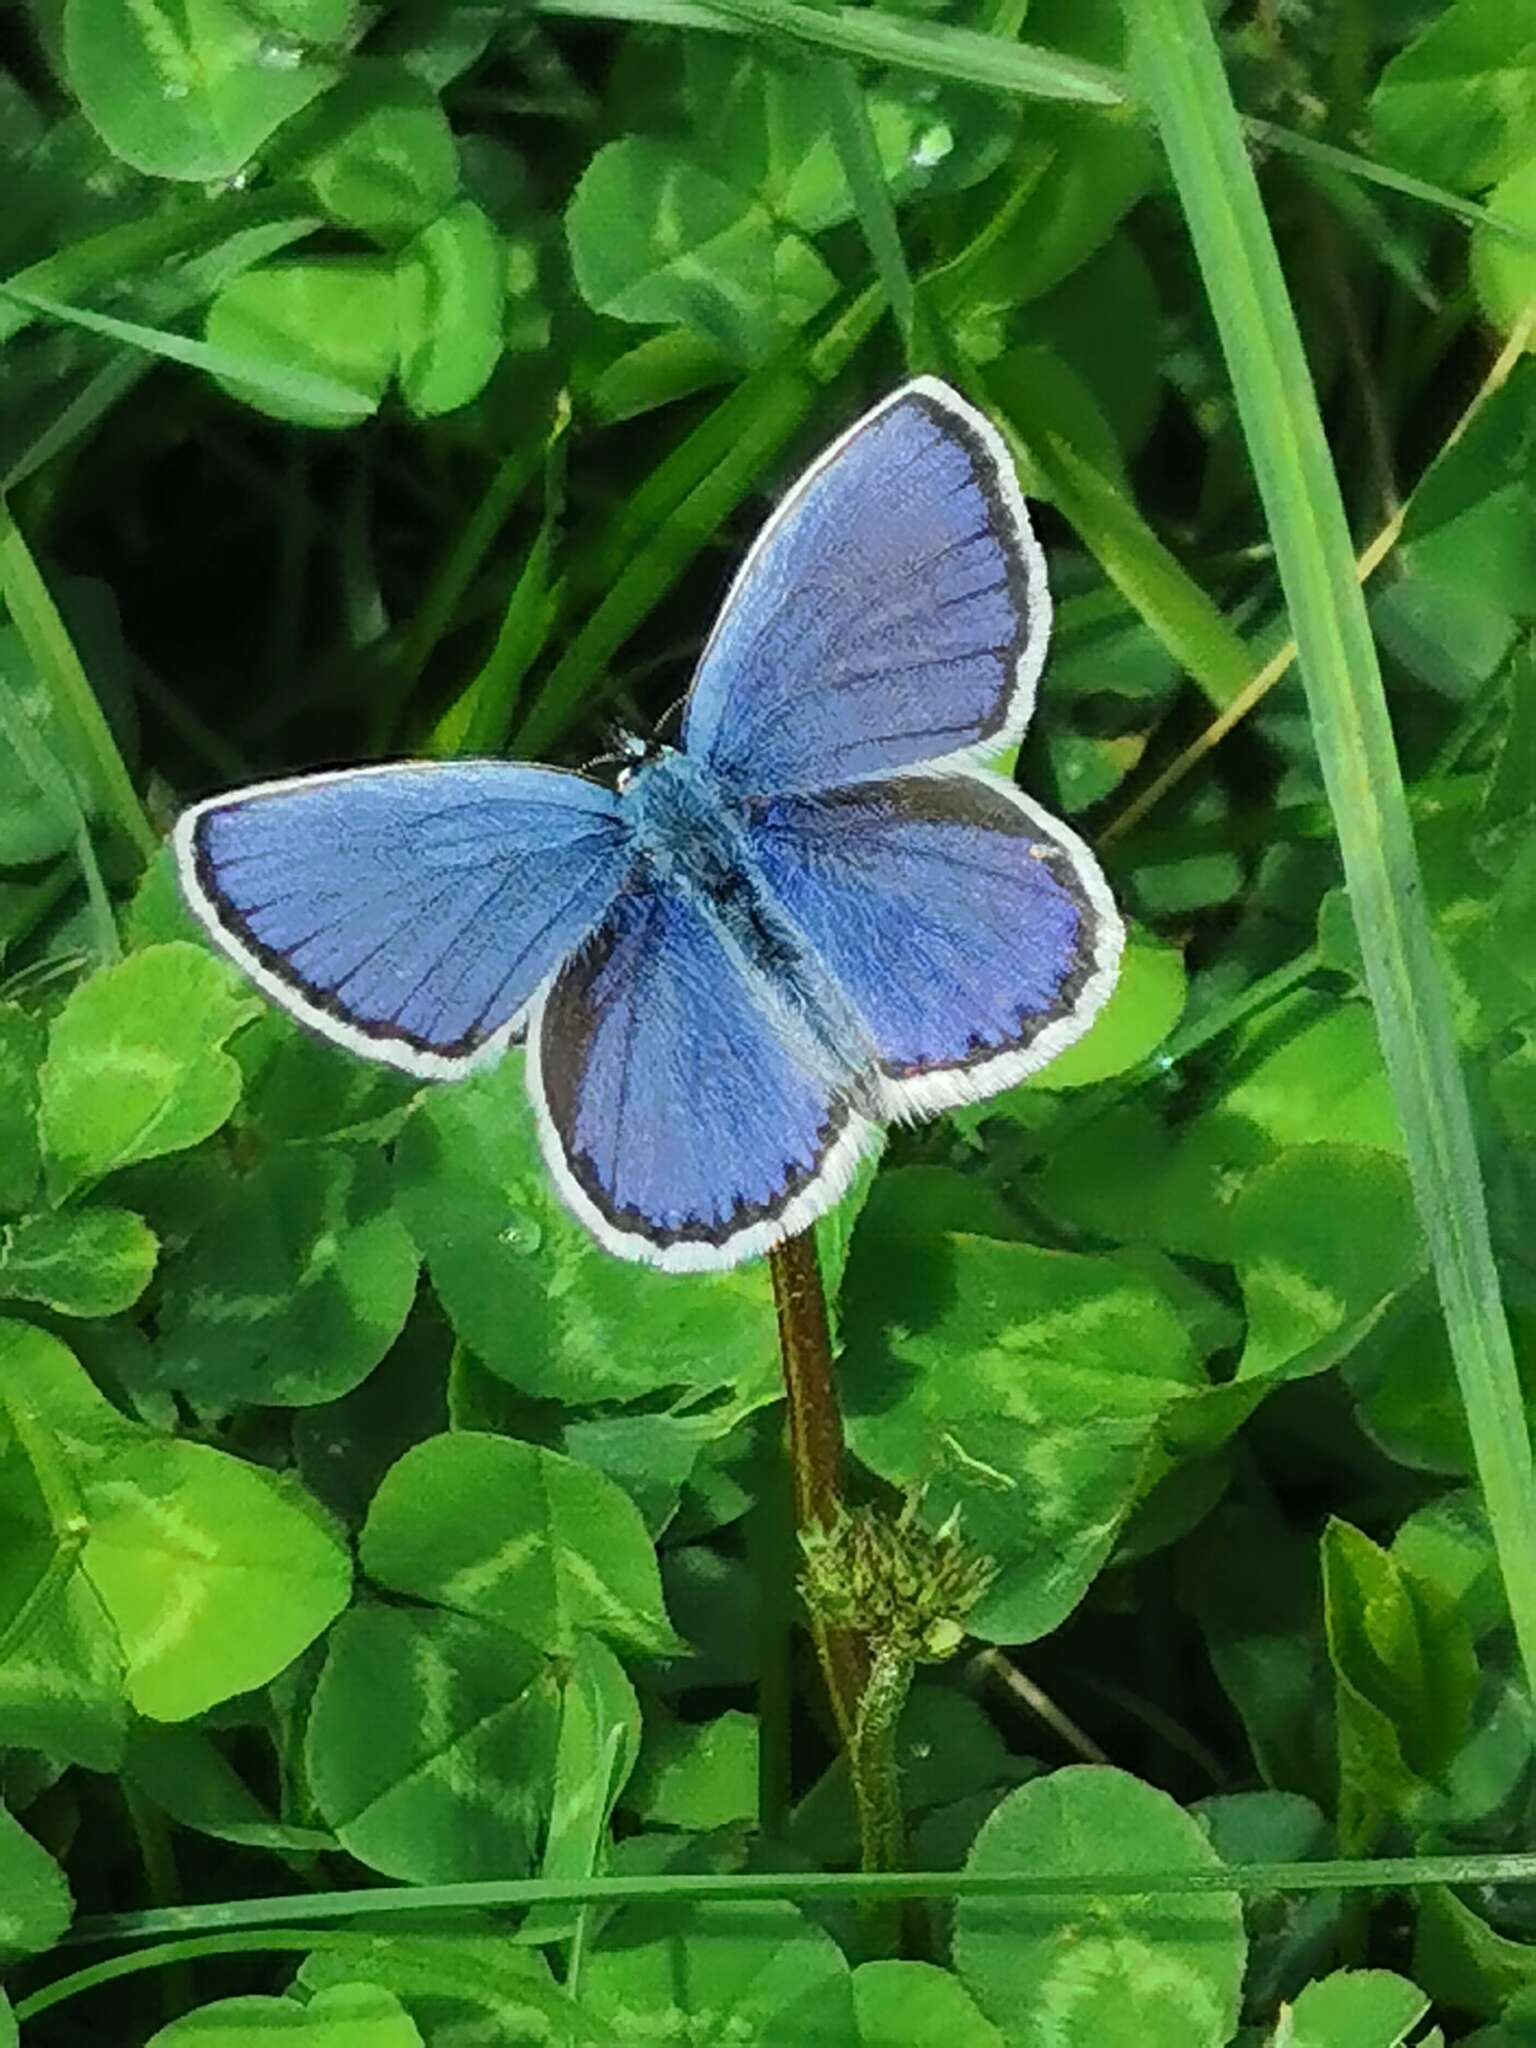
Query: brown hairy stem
769 1229 869 1747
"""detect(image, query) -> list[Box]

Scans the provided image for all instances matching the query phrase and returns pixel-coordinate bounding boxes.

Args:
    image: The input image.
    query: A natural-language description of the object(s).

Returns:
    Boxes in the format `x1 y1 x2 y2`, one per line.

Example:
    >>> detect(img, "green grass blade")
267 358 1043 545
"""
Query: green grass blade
1247 117 1536 258
513 285 883 755
700 0 1123 101
0 283 377 423
3 355 153 495
426 424 571 758
0 501 157 865
0 192 320 348
513 393 808 755
47 1848 1536 1964
384 441 549 744
539 0 1123 102
0 669 118 963
4 217 322 493
535 0 1536 258
580 350 844 595
821 63 917 355
976 391 1260 713
1125 0 1536 1701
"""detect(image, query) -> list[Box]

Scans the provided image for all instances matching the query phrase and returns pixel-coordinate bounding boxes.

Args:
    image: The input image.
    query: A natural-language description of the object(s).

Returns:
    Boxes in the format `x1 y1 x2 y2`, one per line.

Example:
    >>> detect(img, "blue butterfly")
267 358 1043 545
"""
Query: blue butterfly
175 379 1123 1272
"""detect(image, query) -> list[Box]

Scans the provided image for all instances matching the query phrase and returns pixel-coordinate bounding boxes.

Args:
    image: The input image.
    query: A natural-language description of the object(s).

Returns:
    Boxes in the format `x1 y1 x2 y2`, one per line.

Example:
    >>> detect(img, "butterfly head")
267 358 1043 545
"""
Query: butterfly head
583 726 665 794
613 731 662 794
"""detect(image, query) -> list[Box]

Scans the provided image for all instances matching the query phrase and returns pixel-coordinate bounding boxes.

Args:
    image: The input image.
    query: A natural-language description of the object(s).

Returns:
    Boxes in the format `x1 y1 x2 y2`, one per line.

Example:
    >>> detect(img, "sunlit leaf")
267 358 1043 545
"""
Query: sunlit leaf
361 1431 681 1655
954 1767 1246 2048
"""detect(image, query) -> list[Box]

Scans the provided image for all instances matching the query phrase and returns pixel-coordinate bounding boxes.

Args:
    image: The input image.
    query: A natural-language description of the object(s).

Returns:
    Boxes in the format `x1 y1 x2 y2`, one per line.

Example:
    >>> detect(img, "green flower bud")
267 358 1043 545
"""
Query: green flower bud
799 1502 995 1662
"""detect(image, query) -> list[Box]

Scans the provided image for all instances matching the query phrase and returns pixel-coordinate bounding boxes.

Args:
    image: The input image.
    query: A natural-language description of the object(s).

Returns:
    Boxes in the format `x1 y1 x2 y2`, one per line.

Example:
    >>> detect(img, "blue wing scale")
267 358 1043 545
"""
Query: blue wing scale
682 379 1048 796
176 763 631 1077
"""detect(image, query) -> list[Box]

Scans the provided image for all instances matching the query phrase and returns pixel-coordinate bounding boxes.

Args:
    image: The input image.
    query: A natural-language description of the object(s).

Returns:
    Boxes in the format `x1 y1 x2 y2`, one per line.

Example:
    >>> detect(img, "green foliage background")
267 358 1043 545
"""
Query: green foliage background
3 0 1536 2040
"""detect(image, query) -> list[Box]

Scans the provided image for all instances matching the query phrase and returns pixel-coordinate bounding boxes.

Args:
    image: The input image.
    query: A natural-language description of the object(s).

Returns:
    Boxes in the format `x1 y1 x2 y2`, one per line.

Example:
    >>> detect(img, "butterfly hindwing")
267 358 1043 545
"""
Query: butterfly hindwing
745 769 1123 1115
176 762 631 1077
529 878 877 1270
681 377 1048 797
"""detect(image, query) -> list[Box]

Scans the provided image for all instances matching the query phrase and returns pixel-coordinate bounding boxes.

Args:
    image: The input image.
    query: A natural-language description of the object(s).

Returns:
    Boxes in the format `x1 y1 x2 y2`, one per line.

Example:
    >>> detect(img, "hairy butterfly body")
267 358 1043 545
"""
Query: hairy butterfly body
176 378 1123 1271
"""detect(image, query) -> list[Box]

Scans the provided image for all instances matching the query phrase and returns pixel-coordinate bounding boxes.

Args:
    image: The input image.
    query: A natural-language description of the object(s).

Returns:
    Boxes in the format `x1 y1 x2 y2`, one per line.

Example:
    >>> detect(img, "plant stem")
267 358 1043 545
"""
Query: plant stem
974 1648 1109 1766
768 1230 868 1748
849 1637 917 1953
770 1229 843 1530
850 1642 912 1875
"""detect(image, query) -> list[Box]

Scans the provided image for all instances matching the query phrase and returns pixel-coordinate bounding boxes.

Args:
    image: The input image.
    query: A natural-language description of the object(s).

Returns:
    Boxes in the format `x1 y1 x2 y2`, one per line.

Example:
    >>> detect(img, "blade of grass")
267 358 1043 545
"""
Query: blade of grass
0 669 118 964
0 500 157 865
1288 159 1441 313
885 134 1267 720
133 663 256 788
1246 117 1536 257
1101 307 1536 845
384 438 551 741
0 193 322 346
577 385 787 605
509 364 829 756
3 353 153 495
928 169 1271 716
541 0 1122 102
981 399 1261 714
0 870 78 980
5 213 324 494
1109 773 1481 870
44 1849 1536 1966
820 63 917 356
0 283 377 424
537 0 1536 255
1125 0 1536 1702
421 535 561 759
513 284 883 756
423 410 573 758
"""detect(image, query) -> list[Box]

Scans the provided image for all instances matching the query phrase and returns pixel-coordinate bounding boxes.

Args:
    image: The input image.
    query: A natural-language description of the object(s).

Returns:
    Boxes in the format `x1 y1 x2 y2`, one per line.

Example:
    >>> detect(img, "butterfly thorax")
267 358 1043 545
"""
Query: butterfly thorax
620 746 739 872
623 748 783 953
621 747 876 1097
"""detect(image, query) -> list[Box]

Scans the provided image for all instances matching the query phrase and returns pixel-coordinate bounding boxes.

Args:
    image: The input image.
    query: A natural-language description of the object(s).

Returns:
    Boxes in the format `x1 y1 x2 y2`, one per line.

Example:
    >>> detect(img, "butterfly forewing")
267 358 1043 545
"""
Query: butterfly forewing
681 377 1048 797
176 762 631 1078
